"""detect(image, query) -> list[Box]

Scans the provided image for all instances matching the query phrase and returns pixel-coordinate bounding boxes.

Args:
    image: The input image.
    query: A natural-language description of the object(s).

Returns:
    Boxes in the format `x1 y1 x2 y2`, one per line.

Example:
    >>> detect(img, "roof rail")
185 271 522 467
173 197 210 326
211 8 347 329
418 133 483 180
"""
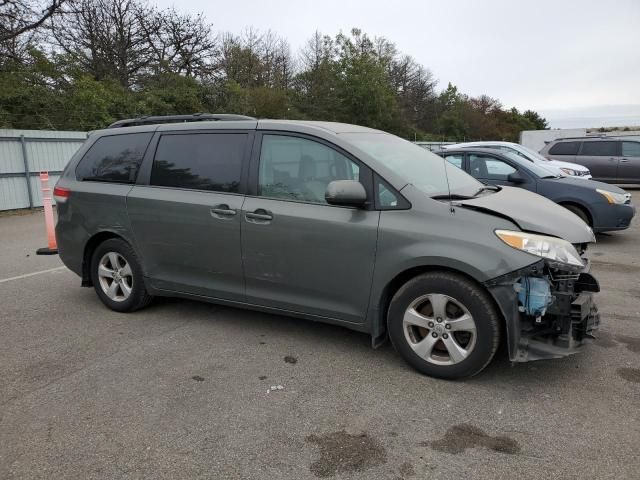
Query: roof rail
107 113 256 129
551 134 610 141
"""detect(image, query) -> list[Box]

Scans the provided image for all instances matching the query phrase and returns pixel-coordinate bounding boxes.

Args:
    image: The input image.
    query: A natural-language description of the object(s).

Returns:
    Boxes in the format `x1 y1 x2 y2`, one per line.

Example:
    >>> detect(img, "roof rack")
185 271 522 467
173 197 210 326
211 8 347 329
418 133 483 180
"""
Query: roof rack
107 113 256 129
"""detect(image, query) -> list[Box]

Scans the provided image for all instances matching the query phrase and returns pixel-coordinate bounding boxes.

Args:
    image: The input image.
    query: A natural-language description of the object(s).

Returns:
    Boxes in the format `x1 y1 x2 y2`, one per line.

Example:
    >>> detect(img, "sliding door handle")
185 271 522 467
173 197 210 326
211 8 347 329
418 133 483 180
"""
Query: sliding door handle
245 209 273 222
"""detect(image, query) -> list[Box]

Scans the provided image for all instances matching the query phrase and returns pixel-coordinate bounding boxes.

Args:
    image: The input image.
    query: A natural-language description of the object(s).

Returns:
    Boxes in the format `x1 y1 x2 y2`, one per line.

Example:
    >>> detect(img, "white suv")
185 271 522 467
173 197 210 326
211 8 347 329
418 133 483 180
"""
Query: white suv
443 141 592 179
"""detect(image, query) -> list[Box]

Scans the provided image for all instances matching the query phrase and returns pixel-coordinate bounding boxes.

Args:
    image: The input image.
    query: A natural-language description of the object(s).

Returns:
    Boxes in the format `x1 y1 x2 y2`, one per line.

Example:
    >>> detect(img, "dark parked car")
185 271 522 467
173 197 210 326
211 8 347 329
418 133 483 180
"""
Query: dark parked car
541 137 640 184
55 115 601 379
439 148 635 232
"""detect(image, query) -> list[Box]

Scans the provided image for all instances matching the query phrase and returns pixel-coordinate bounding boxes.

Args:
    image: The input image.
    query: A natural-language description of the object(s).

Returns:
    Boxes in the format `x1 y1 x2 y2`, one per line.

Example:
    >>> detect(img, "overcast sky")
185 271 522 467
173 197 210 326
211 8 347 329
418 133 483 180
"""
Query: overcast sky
154 0 640 127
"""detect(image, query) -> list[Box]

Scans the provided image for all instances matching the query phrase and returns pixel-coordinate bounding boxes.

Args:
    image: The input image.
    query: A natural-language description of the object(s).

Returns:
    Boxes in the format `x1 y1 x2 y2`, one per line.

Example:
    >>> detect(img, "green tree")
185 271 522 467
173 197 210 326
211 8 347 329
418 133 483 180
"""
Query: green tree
522 110 549 130
333 29 401 132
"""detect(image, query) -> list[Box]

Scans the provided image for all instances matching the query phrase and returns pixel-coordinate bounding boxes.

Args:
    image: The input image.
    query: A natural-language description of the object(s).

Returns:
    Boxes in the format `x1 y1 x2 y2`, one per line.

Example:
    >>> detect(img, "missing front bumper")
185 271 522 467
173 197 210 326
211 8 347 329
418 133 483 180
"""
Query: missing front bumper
486 260 601 362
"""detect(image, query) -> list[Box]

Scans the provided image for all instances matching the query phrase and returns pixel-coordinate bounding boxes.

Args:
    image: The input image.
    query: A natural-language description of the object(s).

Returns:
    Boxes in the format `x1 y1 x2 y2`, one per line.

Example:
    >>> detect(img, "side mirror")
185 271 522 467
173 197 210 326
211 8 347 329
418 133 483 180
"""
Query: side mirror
325 180 367 207
507 171 526 184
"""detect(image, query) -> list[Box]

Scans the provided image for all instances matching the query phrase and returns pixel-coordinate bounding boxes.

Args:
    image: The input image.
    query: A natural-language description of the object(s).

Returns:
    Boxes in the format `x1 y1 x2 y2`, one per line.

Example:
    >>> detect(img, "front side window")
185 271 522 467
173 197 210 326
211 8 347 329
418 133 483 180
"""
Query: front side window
258 135 360 204
150 133 246 192
76 133 152 183
549 141 580 155
468 154 516 181
580 141 617 157
622 142 640 157
376 178 401 208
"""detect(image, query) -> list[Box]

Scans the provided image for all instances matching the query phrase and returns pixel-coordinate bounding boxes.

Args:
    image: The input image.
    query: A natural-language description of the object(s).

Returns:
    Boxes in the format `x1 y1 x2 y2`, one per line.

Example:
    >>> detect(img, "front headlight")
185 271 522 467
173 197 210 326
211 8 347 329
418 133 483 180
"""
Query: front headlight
495 230 585 268
560 167 578 176
597 188 627 205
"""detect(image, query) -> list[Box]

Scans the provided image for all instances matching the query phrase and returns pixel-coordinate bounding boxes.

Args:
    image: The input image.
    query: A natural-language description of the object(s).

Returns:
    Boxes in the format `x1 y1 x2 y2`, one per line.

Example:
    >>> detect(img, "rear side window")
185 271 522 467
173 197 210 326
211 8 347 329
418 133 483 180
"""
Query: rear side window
622 142 640 157
76 133 152 183
150 133 246 192
549 141 580 155
580 141 618 156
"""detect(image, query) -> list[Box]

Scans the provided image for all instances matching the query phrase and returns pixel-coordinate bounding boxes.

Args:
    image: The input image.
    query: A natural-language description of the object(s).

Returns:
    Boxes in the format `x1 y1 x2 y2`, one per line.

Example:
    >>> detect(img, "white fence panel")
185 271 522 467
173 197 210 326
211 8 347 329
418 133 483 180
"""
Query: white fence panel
0 177 31 210
0 129 86 211
0 140 24 175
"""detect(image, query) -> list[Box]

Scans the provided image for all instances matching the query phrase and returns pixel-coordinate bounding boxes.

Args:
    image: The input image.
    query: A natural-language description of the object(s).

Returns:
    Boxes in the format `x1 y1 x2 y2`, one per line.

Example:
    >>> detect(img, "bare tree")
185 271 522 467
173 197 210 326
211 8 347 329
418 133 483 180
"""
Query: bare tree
259 30 293 89
0 0 65 42
50 0 158 87
218 28 280 88
143 8 218 78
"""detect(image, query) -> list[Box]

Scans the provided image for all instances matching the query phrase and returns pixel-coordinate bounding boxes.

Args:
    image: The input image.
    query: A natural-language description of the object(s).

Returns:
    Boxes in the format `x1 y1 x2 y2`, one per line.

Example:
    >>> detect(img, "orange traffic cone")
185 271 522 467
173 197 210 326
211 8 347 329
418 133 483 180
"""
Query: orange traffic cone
36 171 58 255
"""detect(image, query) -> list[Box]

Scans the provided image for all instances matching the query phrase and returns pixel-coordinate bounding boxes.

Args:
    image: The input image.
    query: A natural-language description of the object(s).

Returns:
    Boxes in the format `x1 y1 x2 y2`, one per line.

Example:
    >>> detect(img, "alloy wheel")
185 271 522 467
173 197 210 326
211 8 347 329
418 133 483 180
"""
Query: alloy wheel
97 252 133 302
403 293 477 365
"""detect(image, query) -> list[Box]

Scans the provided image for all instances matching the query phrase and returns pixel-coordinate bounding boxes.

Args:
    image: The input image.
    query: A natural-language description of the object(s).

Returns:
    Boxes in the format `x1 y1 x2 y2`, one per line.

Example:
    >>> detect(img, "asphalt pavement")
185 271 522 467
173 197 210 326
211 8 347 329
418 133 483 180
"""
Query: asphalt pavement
1 205 639 479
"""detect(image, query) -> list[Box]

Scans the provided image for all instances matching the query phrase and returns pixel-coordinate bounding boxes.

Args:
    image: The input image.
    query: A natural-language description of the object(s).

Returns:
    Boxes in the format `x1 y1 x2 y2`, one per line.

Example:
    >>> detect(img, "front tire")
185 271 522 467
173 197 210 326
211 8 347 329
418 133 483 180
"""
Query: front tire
90 238 152 312
388 272 500 379
563 204 590 226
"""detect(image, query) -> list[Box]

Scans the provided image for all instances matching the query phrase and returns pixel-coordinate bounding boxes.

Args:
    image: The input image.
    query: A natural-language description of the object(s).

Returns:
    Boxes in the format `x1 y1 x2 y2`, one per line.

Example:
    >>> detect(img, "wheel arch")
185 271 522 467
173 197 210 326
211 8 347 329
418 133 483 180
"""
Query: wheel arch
82 231 131 286
558 200 594 226
370 264 505 347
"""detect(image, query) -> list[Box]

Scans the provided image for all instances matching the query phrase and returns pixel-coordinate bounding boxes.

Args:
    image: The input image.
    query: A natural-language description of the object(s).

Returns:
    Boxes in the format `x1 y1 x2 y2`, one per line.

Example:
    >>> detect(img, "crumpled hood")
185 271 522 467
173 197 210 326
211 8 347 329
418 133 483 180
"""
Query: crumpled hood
456 186 596 244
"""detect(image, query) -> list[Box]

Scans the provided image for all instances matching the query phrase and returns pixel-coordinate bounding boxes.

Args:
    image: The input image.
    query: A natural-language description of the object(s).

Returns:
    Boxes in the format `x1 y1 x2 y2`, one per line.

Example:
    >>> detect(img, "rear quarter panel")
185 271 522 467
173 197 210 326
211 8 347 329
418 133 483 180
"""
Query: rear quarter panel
56 182 138 276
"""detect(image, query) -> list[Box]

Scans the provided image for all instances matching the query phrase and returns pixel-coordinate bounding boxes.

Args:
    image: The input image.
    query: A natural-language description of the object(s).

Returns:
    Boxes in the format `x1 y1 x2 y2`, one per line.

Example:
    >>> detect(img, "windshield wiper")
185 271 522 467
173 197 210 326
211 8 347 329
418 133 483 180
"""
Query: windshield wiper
431 194 475 200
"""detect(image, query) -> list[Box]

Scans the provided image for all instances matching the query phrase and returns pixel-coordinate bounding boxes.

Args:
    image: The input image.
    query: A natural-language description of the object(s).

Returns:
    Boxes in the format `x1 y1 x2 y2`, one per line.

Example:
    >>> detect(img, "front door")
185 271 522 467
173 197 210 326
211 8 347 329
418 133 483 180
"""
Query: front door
241 133 380 324
618 141 640 183
127 131 250 301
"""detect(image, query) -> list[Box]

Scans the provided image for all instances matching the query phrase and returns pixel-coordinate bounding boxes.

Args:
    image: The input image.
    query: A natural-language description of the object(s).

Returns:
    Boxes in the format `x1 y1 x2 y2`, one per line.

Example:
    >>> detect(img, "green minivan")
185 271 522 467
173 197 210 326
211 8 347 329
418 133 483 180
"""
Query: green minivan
54 115 600 379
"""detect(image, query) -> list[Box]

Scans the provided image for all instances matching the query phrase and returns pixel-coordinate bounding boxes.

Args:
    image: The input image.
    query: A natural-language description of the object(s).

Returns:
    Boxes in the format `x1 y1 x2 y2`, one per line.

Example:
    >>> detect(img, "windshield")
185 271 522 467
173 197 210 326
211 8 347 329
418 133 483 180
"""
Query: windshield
500 151 559 178
516 144 553 162
341 132 483 197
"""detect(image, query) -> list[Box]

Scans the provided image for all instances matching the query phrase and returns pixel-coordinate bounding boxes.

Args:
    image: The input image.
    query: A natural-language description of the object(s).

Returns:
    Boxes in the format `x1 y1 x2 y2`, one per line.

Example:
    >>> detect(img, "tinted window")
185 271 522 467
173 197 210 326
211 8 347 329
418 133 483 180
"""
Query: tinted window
259 135 360 204
549 141 580 155
151 133 246 192
622 142 640 157
468 154 516 181
444 154 463 169
580 141 617 156
76 133 152 183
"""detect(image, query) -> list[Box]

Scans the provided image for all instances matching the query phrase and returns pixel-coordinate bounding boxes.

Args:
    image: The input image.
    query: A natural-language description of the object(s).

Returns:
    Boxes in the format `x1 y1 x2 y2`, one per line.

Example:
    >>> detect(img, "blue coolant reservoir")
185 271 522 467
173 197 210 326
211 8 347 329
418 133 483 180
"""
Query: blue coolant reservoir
516 277 553 317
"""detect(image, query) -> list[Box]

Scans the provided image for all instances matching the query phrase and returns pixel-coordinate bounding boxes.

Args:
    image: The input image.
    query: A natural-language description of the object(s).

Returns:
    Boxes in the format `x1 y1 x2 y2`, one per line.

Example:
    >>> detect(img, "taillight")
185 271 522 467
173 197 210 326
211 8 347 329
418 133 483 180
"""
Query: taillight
53 186 71 202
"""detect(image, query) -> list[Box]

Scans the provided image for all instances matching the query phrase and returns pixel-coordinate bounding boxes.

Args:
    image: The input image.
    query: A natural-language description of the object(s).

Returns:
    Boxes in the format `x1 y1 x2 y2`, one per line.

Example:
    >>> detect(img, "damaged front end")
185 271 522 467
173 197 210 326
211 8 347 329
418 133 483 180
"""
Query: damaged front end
486 245 600 362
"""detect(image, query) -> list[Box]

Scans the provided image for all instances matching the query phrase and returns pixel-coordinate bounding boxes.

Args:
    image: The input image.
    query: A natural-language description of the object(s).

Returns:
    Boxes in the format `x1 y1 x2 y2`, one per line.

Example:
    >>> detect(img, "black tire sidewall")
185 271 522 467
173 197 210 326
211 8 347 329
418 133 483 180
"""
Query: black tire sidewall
90 239 148 313
388 273 500 379
565 205 589 225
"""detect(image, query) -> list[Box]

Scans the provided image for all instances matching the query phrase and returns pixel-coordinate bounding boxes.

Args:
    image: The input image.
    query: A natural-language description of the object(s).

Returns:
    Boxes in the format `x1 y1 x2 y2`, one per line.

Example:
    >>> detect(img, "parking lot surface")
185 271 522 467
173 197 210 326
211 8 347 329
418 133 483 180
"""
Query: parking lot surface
1 205 639 479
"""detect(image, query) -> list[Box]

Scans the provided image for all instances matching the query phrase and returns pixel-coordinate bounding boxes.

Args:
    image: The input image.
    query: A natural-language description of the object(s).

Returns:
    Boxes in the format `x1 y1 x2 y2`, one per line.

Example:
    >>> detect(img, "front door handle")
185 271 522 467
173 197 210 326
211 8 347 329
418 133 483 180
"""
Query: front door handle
210 204 237 218
245 209 273 222
620 158 629 163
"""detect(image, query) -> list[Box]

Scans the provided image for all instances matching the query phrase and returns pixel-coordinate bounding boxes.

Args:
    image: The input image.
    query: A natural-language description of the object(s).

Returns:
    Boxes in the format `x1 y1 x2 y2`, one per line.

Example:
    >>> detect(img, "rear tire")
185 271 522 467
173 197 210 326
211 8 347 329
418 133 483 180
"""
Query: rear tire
387 272 500 379
90 238 152 313
563 204 590 226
